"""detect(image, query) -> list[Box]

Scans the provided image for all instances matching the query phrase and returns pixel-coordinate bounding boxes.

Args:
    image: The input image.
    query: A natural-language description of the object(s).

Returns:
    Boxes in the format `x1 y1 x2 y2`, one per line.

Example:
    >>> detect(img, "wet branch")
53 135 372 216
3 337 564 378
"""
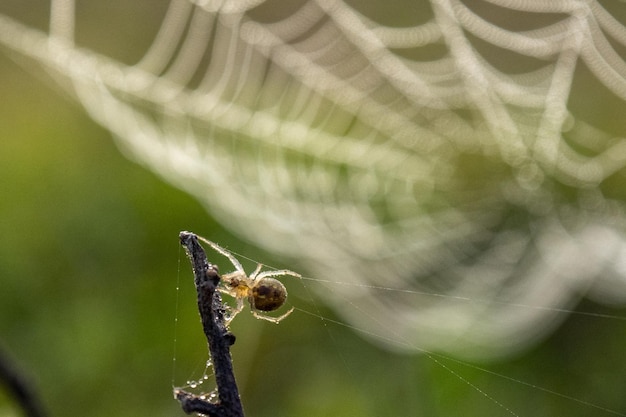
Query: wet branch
175 231 244 417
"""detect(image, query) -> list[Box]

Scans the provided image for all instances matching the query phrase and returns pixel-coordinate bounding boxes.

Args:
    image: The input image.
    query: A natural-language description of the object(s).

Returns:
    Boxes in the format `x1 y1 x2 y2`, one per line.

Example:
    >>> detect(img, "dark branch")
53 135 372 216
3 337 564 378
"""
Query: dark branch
175 231 244 417
0 344 47 417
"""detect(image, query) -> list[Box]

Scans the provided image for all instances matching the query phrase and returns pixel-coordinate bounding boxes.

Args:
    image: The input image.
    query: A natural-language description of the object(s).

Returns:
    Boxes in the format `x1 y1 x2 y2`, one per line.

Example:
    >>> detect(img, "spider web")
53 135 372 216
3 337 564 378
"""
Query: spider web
1 0 626 359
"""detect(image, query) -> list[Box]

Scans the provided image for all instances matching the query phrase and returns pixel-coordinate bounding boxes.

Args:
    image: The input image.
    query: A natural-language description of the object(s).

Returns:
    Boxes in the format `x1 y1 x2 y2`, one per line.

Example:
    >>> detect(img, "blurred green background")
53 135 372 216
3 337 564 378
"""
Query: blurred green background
1 2 626 417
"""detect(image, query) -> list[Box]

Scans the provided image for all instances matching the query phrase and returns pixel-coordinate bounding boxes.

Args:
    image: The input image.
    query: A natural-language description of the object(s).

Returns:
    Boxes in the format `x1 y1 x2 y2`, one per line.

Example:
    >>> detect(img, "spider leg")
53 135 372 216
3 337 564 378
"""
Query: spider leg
252 306 295 324
196 236 245 274
223 295 245 325
255 269 302 281
248 263 263 281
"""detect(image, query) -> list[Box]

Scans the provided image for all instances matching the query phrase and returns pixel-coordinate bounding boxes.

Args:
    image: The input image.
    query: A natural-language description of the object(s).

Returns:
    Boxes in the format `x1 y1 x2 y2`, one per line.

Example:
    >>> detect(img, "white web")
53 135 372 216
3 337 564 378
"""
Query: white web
1 0 626 359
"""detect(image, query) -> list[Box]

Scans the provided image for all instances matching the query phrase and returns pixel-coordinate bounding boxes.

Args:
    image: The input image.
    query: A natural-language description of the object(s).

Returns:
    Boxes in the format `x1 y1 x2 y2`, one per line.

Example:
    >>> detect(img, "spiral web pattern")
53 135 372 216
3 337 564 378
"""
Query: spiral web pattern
1 0 626 358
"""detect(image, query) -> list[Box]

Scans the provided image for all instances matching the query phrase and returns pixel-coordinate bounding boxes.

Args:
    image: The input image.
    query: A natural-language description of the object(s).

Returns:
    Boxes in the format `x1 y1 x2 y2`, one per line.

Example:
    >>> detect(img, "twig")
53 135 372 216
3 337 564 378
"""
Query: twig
0 344 47 417
175 231 244 417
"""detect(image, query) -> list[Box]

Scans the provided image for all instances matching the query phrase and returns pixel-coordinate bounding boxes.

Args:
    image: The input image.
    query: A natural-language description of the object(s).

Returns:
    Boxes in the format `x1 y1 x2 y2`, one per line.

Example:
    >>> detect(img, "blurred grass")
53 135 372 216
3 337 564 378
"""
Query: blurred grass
1 2 626 417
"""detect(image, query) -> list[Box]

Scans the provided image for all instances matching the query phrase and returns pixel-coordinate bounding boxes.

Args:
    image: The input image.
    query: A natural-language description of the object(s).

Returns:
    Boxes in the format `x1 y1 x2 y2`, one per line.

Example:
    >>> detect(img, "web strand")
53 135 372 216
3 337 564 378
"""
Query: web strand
204 245 626 415
292 284 626 417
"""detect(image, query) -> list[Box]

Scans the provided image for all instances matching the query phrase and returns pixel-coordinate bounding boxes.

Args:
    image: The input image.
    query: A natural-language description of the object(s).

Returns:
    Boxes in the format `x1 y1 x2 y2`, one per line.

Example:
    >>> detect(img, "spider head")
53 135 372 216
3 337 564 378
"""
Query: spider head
251 277 288 312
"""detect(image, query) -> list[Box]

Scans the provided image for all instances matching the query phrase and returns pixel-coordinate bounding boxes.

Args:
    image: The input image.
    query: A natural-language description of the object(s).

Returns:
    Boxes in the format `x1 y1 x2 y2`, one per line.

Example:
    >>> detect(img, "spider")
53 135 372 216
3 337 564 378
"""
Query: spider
197 236 301 324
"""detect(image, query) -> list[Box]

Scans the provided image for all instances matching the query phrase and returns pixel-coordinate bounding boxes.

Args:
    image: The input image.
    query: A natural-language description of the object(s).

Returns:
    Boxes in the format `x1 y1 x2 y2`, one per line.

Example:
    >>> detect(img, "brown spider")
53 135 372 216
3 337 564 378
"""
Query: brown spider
197 236 300 324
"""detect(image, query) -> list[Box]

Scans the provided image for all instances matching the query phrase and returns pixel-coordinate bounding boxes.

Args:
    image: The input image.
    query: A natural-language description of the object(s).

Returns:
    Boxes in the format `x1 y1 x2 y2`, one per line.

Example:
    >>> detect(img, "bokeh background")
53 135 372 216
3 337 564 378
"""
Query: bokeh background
1 1 626 417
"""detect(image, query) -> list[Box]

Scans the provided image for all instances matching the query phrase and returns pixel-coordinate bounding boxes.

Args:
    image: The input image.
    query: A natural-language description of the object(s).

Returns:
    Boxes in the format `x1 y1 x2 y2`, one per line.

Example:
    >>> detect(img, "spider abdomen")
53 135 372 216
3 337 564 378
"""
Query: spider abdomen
251 278 288 312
